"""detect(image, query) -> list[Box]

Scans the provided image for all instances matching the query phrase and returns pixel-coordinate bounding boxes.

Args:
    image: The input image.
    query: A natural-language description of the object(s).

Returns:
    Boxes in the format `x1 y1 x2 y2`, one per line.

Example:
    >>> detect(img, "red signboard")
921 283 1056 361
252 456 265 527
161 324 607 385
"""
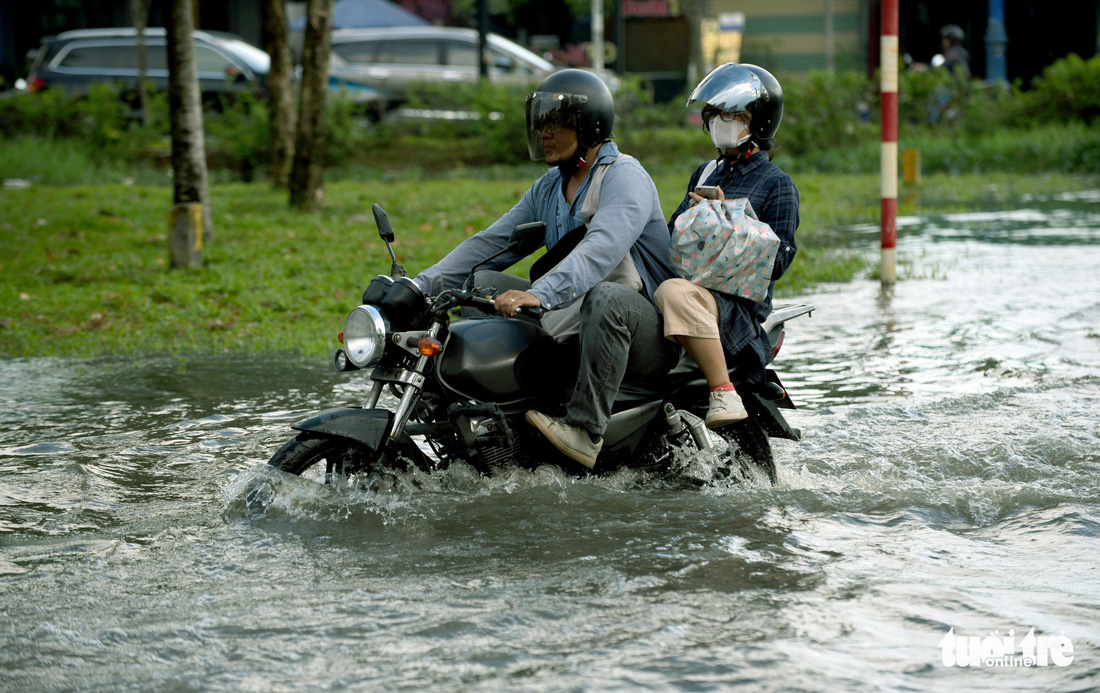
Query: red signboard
623 0 671 19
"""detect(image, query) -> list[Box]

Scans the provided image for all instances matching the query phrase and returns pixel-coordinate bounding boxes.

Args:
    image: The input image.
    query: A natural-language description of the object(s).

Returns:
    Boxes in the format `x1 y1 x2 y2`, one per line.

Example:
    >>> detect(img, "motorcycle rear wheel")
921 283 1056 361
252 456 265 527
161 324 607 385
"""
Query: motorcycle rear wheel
717 420 778 485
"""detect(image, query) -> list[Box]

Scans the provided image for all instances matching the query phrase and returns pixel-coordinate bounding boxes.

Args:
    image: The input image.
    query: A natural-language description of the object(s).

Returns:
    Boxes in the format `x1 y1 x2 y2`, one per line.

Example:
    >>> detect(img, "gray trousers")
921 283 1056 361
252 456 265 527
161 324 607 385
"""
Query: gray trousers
566 282 680 436
469 273 678 436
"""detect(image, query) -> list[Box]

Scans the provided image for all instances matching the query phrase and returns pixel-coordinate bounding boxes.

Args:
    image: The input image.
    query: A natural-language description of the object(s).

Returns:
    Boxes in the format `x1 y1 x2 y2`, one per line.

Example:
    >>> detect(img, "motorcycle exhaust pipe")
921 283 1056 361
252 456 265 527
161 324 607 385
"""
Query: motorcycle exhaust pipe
663 403 715 451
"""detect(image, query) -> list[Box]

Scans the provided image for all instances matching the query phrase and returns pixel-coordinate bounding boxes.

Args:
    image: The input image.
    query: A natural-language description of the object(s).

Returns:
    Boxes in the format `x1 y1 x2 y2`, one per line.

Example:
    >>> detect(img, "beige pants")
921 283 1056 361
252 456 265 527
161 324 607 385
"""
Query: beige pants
654 278 721 340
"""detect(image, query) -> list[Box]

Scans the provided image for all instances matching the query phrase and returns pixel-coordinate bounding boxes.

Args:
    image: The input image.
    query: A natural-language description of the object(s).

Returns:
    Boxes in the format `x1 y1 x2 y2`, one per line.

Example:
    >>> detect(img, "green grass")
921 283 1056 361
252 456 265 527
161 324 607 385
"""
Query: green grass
2 171 1096 358
0 135 150 186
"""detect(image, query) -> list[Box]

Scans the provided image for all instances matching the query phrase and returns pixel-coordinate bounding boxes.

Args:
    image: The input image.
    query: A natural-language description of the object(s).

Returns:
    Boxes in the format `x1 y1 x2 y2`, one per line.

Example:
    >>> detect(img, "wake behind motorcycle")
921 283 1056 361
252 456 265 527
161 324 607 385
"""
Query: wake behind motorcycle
263 204 814 486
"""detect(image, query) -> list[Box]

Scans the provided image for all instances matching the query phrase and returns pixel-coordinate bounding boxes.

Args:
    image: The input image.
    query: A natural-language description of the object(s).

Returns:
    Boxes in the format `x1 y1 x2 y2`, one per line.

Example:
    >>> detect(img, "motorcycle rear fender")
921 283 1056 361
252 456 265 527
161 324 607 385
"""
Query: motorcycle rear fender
743 393 801 441
291 407 394 452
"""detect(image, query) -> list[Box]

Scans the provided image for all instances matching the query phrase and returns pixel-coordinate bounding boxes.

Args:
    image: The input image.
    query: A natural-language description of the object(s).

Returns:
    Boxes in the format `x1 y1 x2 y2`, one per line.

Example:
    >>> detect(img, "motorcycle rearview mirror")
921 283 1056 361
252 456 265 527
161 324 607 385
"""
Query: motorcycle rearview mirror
508 221 546 255
464 221 547 291
372 204 406 278
373 203 395 243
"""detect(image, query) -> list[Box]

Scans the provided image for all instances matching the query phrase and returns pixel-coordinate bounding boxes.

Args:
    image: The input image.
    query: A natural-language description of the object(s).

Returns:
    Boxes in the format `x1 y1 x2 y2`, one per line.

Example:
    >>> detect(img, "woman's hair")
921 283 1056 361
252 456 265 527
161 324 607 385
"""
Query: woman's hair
700 104 721 134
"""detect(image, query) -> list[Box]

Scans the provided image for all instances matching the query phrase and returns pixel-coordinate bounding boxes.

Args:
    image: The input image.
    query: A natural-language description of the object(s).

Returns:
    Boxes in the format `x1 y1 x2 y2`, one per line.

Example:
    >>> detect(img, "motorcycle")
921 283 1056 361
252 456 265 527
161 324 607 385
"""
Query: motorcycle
262 204 814 487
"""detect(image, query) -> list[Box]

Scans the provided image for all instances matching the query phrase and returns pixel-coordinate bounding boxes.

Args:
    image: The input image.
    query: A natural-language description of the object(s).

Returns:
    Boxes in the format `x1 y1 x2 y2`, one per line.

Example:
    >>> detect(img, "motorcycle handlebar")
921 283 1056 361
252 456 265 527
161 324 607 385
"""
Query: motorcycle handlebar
432 290 544 318
517 305 545 318
468 294 545 318
466 295 496 309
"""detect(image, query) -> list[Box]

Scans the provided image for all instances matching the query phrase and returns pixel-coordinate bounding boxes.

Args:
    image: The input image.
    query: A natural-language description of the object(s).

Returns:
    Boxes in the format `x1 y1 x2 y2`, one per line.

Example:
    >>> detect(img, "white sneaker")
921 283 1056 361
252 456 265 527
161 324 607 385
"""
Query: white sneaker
525 410 602 469
705 389 748 429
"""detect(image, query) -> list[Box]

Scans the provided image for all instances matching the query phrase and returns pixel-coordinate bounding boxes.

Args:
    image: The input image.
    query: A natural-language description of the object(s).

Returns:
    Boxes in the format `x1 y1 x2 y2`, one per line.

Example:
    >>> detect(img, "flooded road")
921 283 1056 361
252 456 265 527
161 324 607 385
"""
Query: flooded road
2 193 1099 691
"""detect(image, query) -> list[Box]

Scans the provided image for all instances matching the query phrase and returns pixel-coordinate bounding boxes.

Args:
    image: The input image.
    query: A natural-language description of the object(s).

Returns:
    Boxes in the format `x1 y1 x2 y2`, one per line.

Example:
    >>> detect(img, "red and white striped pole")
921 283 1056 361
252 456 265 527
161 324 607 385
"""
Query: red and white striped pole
880 0 898 284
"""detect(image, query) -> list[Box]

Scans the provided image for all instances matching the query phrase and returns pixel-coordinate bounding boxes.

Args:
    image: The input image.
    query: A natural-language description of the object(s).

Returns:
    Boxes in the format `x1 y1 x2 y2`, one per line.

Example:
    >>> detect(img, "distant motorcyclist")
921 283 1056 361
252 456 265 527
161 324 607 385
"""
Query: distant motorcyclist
939 24 971 80
906 23 971 81
411 69 678 470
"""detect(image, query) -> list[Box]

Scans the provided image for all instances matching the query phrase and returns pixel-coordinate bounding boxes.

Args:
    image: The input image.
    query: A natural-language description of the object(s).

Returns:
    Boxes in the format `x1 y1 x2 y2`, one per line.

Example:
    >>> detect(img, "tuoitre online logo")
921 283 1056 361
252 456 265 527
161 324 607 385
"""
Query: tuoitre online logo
940 628 1074 668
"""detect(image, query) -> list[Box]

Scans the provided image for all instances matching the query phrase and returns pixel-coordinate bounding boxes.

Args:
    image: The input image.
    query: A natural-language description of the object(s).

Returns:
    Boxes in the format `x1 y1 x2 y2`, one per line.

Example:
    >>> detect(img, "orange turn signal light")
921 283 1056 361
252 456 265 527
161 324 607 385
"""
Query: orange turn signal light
418 337 443 357
338 331 344 344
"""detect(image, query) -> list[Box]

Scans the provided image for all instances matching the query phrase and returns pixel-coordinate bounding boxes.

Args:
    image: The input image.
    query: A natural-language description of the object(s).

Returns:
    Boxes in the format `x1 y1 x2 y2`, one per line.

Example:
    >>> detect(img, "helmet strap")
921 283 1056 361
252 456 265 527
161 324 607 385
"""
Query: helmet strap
556 147 588 182
718 142 755 162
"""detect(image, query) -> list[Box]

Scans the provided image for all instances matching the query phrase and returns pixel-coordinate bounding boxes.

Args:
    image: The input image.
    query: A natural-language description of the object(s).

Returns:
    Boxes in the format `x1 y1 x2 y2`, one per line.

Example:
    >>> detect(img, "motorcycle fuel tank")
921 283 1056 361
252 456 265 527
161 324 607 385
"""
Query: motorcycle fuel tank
437 318 576 405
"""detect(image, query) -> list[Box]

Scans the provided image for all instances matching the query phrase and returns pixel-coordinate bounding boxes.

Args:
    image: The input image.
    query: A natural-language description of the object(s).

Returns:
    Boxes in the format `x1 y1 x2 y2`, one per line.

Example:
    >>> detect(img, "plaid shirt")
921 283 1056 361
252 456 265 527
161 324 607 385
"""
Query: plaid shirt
668 151 800 382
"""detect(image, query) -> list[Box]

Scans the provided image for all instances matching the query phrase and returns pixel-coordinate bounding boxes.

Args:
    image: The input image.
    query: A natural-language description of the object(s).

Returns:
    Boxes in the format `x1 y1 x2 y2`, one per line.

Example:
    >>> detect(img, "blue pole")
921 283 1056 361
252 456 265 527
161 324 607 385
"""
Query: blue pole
985 0 1008 82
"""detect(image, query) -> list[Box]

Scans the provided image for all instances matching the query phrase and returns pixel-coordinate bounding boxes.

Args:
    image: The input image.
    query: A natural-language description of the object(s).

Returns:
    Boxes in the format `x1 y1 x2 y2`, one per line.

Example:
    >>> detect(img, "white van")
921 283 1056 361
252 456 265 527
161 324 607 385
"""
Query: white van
327 26 557 109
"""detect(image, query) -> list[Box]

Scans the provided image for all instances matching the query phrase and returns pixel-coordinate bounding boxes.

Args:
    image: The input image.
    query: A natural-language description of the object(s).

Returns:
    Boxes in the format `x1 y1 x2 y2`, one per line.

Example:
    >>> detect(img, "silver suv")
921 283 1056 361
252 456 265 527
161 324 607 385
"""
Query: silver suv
24 28 271 97
327 26 556 108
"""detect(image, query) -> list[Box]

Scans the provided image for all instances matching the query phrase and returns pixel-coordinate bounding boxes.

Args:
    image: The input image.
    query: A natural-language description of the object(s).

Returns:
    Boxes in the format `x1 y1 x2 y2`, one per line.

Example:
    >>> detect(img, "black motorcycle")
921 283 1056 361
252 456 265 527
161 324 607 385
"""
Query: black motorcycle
263 205 814 486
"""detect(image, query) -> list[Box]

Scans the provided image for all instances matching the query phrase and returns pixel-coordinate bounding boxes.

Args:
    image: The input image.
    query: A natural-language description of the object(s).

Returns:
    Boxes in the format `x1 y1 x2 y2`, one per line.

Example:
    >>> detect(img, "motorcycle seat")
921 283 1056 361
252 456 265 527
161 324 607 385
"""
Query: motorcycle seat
614 355 707 407
614 354 787 410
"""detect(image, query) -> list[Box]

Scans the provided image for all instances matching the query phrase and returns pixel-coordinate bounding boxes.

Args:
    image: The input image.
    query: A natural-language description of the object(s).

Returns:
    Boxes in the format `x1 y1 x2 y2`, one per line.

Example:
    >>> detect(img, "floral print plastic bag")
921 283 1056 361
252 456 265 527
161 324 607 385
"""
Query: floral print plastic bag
670 198 780 302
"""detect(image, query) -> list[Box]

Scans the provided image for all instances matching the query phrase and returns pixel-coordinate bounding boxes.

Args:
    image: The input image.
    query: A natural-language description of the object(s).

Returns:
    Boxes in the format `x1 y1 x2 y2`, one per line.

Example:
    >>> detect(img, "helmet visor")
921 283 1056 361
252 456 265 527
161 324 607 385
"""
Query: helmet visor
524 91 587 162
687 64 764 116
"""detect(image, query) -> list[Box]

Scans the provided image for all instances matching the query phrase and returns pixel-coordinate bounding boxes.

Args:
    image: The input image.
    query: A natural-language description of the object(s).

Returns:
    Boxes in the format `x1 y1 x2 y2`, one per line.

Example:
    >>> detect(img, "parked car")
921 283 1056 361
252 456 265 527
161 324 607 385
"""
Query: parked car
23 28 271 98
22 27 384 113
327 26 557 110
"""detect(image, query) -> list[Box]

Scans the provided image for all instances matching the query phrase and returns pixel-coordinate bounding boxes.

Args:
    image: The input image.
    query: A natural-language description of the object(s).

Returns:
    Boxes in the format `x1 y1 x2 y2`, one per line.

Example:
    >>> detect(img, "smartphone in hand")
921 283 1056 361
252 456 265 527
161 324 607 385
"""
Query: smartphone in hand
693 185 721 200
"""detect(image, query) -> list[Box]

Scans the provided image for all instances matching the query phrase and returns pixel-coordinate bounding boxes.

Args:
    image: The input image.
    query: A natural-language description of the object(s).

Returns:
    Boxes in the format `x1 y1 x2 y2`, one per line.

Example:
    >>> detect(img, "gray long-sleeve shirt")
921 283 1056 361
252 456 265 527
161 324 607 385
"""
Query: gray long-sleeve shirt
413 142 674 310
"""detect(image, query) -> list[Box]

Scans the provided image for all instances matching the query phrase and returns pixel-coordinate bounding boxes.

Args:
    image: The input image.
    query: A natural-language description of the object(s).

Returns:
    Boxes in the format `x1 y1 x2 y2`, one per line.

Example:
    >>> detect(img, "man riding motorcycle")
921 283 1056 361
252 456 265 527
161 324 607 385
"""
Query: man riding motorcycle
252 71 815 501
411 68 678 470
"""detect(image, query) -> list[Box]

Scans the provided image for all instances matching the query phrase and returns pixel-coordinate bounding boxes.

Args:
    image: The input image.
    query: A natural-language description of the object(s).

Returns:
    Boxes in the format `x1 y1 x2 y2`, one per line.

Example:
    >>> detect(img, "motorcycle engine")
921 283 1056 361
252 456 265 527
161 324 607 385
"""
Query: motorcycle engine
472 428 527 468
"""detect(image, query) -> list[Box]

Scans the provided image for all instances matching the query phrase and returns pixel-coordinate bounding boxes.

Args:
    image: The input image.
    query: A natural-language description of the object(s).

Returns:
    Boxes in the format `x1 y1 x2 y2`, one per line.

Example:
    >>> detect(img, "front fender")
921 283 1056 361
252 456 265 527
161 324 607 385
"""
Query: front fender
291 407 394 452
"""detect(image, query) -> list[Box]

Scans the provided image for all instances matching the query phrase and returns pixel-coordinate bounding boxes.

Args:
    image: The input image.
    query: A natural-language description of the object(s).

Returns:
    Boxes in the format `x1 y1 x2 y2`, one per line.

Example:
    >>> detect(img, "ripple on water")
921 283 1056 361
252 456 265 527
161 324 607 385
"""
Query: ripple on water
3 203 1100 690
0 441 76 456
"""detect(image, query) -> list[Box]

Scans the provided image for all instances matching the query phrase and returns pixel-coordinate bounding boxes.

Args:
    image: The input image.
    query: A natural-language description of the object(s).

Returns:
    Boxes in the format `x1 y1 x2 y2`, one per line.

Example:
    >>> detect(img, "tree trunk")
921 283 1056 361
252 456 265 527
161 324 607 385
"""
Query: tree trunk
166 0 212 265
131 0 151 126
262 0 296 187
288 0 334 210
680 0 704 87
476 0 488 79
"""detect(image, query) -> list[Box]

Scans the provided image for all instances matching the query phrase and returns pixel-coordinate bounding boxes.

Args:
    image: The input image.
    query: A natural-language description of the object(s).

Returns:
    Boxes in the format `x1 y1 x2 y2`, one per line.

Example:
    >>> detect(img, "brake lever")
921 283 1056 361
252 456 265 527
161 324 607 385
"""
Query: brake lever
431 291 461 314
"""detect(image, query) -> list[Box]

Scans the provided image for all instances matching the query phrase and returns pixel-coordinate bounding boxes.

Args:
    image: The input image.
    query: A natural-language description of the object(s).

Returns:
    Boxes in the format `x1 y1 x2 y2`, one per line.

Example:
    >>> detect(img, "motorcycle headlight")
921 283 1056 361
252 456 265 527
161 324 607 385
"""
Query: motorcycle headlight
343 304 387 368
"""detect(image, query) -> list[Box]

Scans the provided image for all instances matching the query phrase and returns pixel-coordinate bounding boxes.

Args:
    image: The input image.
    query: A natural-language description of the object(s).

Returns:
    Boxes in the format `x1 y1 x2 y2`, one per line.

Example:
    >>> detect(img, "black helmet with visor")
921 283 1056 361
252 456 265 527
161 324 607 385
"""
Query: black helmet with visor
525 69 615 162
687 63 783 149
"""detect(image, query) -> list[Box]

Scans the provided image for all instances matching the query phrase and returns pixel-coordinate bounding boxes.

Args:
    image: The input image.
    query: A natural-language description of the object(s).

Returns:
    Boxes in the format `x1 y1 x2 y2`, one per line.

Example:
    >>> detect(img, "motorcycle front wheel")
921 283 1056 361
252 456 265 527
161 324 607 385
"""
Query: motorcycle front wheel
268 433 368 478
241 435 370 514
267 432 431 479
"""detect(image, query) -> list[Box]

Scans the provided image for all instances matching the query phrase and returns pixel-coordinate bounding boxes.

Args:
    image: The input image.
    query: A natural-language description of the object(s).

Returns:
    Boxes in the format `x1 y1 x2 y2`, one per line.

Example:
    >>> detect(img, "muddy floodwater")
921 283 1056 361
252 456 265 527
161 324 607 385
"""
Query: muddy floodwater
2 192 1099 691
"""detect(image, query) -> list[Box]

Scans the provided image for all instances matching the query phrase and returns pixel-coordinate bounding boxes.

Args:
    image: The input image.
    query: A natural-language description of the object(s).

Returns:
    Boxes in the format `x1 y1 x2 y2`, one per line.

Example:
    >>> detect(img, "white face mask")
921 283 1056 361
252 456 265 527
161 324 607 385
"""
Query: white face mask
710 116 751 151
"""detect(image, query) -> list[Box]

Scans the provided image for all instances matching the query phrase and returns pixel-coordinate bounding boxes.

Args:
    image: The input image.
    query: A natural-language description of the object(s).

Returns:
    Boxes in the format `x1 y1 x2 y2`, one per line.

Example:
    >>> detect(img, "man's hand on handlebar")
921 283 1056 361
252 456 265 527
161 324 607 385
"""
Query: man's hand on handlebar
494 290 542 318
